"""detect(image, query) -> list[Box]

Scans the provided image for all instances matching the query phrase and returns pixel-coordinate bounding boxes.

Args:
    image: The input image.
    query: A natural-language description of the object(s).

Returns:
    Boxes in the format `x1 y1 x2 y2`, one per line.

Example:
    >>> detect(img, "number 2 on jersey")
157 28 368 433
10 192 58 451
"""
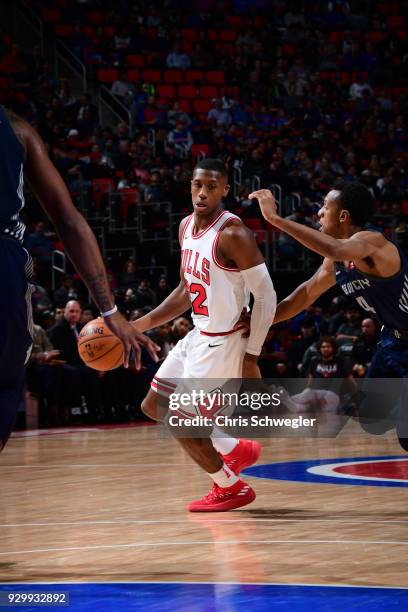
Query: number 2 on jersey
190 283 209 316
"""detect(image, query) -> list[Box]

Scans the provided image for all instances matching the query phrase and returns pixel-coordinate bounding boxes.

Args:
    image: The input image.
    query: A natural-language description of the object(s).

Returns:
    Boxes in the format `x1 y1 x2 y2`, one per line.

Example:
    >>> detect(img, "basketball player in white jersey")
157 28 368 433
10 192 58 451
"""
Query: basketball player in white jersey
133 159 276 511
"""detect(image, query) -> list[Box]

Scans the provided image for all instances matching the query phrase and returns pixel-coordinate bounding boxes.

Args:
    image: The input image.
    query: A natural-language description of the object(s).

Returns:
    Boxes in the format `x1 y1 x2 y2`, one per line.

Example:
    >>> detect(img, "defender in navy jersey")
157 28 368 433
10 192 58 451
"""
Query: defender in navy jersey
251 181 408 451
0 106 159 451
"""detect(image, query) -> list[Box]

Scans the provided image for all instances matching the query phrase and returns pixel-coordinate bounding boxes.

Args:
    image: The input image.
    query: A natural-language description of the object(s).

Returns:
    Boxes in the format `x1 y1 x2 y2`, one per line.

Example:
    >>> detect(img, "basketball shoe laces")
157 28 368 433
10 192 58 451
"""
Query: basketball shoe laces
202 482 249 503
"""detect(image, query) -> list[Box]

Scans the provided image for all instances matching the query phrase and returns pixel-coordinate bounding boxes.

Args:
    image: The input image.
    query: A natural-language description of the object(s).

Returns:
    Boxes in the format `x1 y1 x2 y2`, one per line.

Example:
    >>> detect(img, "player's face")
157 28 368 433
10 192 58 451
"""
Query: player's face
318 190 343 237
191 169 229 217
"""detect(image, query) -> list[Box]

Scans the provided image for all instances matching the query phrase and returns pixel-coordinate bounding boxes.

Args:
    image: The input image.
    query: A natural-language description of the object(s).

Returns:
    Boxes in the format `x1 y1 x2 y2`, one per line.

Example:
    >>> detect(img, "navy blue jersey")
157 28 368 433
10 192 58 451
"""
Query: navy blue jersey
334 239 408 330
0 106 26 243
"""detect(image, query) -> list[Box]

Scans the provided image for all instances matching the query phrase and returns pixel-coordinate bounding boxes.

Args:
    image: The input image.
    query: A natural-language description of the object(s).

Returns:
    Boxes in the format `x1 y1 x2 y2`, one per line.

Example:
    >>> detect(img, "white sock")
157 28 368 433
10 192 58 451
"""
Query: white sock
208 463 239 488
210 425 239 455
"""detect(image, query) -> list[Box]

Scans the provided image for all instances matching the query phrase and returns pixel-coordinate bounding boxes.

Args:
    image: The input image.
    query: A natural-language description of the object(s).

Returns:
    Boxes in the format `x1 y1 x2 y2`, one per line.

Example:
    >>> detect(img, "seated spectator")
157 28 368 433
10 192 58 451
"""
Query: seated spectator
122 288 138 318
169 317 190 346
146 323 172 361
26 323 63 425
308 336 357 400
80 307 95 326
167 120 193 154
47 300 102 422
111 71 134 103
167 101 192 129
349 74 373 100
144 171 165 202
288 318 318 375
335 305 362 353
119 260 139 290
157 275 171 302
207 99 232 128
259 327 288 377
352 317 380 377
135 279 157 308
53 275 79 305
166 43 191 70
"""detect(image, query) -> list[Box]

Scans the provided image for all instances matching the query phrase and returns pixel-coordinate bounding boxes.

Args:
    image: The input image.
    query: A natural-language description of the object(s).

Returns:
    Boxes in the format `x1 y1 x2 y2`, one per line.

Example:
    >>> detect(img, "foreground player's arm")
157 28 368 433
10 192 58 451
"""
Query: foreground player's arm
274 258 336 324
132 276 191 333
250 189 380 260
218 223 277 377
20 118 159 368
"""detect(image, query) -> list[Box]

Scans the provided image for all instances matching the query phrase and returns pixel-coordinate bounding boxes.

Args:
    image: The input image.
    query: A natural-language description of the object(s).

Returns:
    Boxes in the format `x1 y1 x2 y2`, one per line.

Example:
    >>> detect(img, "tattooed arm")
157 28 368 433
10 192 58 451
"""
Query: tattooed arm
12 112 159 367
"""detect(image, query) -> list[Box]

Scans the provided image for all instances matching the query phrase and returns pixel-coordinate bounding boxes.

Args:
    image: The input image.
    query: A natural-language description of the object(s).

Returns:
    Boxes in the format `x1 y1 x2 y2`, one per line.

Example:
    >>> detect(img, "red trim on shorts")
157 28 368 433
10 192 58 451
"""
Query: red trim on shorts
151 381 173 395
200 325 245 337
212 217 242 272
153 375 176 389
191 210 227 239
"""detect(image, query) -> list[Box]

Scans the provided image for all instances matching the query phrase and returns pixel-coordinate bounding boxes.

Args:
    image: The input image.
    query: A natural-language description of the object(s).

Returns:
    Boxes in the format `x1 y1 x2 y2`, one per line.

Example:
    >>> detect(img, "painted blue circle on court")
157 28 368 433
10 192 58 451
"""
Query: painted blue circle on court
242 455 408 487
0 583 407 611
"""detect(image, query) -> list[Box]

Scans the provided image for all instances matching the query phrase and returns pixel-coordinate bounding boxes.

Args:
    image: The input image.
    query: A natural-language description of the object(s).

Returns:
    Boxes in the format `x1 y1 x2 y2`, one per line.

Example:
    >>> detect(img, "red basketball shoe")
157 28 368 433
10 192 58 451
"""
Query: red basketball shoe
188 480 256 512
222 439 261 475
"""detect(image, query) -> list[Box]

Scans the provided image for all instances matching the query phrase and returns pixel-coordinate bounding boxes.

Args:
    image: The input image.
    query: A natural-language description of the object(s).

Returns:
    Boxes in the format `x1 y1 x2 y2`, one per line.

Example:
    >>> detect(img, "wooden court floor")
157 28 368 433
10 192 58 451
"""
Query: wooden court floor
0 421 407 588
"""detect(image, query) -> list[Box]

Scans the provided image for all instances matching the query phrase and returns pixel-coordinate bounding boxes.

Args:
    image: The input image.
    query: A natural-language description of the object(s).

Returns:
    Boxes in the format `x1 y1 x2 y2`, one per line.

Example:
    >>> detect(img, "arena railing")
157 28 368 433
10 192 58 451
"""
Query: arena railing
99 86 133 137
54 40 87 93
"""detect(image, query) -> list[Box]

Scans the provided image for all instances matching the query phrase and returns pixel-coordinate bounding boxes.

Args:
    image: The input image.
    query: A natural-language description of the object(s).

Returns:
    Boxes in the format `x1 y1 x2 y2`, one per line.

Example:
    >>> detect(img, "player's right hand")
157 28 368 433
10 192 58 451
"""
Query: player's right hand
248 189 279 224
104 311 160 369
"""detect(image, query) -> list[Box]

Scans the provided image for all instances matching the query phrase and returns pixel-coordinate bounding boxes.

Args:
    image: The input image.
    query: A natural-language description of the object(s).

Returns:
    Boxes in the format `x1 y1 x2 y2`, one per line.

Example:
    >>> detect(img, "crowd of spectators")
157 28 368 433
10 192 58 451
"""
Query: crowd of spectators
0 0 407 425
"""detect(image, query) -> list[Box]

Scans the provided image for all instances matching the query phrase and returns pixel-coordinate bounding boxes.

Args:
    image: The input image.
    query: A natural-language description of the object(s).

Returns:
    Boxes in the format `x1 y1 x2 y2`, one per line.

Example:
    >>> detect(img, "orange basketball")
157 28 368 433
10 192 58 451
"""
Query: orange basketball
78 317 124 371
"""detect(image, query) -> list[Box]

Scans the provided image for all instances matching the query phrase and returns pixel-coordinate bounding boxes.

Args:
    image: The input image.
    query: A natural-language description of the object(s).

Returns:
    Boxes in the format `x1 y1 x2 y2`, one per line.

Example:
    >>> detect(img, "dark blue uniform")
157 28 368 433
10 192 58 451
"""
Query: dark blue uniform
0 105 33 447
335 241 408 445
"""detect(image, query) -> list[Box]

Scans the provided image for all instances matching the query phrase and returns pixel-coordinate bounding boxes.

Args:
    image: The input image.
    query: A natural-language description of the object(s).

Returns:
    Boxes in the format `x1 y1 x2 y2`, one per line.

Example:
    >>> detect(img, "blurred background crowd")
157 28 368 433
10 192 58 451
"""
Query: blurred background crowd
0 0 406 426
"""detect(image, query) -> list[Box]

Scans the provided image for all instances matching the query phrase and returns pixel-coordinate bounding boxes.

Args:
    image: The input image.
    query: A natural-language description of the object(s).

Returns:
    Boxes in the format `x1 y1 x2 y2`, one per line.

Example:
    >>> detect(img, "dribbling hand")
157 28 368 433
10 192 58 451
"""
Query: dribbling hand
104 311 160 369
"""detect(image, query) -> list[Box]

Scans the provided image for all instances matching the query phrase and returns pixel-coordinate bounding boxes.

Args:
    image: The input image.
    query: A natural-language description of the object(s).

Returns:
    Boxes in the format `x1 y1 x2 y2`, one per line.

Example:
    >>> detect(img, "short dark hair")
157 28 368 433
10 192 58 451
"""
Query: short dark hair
335 181 375 227
317 336 338 353
194 158 228 179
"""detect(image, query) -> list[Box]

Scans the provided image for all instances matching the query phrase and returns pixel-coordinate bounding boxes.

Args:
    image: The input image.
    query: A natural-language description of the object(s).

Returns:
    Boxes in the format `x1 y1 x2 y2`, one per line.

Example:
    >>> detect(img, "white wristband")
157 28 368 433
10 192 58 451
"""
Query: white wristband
100 305 118 317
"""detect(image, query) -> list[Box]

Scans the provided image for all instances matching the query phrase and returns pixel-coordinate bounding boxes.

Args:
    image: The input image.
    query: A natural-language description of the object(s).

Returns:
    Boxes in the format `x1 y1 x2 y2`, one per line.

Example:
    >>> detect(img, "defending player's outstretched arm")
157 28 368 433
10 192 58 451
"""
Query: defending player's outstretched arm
274 258 336 324
249 189 381 261
14 114 159 368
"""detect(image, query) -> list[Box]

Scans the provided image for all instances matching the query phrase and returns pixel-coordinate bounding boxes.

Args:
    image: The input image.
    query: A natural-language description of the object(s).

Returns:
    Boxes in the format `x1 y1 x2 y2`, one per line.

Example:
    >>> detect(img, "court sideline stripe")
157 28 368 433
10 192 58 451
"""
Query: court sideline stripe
1 539 408 556
1 518 408 527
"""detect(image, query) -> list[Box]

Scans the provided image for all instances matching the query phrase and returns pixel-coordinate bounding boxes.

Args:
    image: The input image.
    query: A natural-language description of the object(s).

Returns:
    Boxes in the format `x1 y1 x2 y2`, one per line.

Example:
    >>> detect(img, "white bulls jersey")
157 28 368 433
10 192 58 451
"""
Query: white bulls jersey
180 210 250 333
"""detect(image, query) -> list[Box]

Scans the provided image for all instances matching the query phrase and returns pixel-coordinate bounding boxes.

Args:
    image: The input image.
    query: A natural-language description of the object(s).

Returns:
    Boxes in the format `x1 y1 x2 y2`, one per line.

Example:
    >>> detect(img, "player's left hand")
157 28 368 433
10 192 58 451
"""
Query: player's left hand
242 353 262 379
104 311 160 369
248 189 279 224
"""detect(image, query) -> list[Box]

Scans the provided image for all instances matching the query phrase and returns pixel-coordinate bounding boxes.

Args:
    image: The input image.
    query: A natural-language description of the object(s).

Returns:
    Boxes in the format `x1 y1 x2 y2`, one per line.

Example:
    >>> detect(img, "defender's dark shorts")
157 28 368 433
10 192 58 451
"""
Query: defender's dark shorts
360 328 408 441
0 236 33 447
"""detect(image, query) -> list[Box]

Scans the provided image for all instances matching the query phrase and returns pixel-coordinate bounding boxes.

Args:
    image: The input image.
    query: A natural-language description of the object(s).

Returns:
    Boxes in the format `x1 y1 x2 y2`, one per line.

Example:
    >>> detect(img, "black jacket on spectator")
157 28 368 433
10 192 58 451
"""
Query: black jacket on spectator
47 319 83 365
